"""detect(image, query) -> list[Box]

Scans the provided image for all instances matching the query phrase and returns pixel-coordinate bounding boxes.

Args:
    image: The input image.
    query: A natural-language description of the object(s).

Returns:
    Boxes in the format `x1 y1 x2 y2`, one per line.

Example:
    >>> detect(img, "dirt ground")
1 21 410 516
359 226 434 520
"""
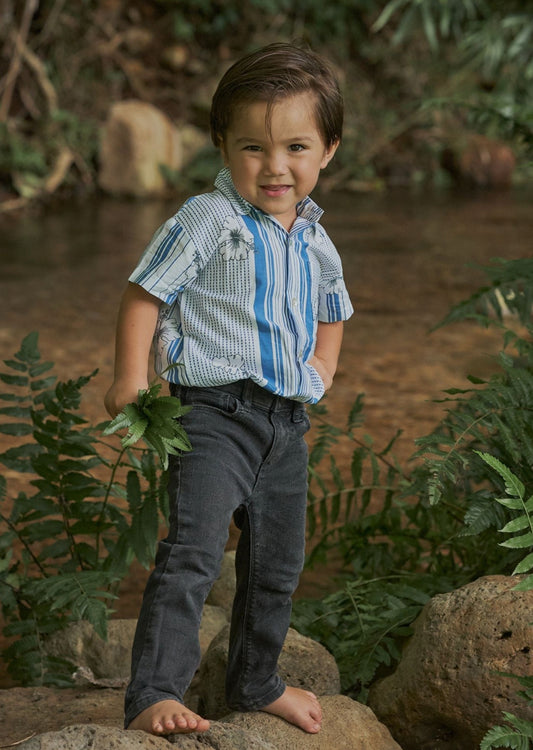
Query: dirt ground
0 185 531 730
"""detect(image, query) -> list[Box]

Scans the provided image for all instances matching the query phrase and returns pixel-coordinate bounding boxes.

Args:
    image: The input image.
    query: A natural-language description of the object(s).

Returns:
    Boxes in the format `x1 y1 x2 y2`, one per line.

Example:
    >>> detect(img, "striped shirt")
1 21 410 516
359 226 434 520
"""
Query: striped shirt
129 168 353 403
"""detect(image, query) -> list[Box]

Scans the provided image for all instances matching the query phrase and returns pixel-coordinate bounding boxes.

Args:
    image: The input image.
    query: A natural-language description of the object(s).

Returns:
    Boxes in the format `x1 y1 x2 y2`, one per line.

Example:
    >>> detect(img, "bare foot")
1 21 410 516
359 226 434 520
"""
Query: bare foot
262 686 322 733
127 699 210 735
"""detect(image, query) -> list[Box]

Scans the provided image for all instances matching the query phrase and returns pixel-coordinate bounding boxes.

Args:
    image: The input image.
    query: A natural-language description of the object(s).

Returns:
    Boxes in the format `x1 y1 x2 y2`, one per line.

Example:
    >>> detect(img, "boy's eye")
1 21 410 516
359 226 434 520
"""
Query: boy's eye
244 145 262 152
289 144 306 152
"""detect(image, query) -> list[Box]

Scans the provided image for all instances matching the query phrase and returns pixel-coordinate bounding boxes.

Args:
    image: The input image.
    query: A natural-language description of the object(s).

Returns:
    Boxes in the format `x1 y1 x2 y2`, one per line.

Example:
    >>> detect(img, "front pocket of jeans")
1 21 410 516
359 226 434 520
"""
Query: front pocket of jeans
188 392 241 415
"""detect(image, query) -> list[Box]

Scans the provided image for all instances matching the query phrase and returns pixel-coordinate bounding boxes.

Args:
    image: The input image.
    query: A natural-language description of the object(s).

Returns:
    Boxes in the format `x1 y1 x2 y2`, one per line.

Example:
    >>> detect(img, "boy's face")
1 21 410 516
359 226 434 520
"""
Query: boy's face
221 93 338 232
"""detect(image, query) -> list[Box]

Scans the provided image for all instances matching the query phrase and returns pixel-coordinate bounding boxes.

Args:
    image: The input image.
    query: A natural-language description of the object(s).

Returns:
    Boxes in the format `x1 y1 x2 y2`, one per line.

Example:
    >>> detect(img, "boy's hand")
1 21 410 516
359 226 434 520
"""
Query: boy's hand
104 379 147 418
310 321 343 393
309 355 334 392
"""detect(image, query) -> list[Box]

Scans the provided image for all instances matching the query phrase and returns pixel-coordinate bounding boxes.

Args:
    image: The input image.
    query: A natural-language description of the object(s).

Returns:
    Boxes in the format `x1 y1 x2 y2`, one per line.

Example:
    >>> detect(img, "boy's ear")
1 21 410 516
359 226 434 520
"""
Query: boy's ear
321 139 340 169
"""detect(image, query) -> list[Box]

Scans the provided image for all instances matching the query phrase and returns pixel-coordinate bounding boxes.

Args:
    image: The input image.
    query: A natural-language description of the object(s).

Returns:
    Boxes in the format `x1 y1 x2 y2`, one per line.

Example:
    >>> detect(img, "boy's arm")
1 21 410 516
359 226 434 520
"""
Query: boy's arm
104 282 161 417
309 320 344 392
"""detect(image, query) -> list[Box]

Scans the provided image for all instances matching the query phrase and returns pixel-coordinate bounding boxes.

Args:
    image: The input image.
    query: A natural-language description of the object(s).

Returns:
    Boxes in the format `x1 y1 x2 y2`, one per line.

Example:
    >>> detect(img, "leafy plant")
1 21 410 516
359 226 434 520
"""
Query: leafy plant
0 332 190 686
292 572 453 700
481 714 533 750
372 0 533 153
477 454 533 749
295 256 533 703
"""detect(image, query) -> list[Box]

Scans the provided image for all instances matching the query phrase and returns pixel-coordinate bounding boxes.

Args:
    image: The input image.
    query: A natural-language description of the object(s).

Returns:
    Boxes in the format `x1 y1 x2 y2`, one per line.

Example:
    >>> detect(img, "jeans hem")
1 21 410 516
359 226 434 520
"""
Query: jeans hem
227 680 286 713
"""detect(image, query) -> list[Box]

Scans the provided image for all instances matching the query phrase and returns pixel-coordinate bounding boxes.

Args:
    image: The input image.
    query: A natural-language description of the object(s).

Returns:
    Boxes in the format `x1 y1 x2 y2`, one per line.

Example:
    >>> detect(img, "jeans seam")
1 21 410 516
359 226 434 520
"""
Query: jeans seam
239 503 257 691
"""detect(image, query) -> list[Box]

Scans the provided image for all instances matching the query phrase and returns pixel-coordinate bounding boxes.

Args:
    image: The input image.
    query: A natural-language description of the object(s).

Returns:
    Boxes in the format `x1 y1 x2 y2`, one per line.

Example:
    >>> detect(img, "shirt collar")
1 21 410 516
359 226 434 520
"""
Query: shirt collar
214 167 324 226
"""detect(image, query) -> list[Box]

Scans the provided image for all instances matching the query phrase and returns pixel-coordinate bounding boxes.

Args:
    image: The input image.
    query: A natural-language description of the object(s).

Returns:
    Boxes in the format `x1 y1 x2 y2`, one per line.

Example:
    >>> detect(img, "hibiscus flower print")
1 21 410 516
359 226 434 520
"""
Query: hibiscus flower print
213 354 246 372
218 216 254 260
324 278 344 294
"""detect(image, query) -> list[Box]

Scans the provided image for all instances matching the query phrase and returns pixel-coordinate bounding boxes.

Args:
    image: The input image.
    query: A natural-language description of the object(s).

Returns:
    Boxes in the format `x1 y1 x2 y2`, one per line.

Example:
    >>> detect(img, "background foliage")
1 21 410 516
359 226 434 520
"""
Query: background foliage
0 0 532 206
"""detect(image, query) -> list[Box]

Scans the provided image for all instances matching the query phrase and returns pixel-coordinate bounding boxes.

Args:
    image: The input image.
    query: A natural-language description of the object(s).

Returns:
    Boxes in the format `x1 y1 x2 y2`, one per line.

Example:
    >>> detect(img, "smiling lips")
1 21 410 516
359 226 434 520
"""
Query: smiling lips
261 184 291 197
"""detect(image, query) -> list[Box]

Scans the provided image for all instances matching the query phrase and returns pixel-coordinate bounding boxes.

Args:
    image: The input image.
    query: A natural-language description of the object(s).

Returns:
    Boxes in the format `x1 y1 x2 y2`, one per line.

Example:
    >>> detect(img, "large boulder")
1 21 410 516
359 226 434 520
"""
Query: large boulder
98 100 207 197
16 697 402 750
196 625 341 720
368 575 533 750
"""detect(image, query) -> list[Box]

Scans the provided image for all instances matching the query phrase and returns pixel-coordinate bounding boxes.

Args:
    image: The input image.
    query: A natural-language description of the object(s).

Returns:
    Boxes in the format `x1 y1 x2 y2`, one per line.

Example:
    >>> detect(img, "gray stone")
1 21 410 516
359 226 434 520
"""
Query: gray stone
16 698 401 750
45 619 136 680
222 695 403 750
19 724 197 749
44 607 228 684
368 575 533 750
169 722 276 749
196 625 341 720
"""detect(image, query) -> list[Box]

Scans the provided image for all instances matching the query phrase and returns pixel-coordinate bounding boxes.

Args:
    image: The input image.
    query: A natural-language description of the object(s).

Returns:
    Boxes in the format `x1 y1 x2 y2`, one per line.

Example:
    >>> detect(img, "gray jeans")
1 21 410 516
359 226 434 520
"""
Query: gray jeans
124 379 311 726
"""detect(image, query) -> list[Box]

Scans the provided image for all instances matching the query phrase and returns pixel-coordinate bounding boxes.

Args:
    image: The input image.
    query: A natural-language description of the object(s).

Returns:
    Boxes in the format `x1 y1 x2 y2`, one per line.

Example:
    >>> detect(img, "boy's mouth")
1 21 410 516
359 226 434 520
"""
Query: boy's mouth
261 184 291 198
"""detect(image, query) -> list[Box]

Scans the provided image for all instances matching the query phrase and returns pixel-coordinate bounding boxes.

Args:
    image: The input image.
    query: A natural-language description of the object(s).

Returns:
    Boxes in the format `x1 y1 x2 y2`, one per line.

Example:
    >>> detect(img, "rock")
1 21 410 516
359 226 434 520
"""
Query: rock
44 606 228 684
222 695 403 749
19 724 171 750
206 550 236 613
169 722 277 749
368 575 533 750
45 619 136 680
13 697 401 750
196 625 341 720
441 134 515 188
17 722 278 750
98 101 207 197
0 687 125 746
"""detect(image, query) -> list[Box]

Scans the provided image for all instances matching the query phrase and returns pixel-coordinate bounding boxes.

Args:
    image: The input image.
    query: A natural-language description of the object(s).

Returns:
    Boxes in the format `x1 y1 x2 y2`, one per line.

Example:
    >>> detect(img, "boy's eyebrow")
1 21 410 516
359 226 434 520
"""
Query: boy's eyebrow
233 134 317 144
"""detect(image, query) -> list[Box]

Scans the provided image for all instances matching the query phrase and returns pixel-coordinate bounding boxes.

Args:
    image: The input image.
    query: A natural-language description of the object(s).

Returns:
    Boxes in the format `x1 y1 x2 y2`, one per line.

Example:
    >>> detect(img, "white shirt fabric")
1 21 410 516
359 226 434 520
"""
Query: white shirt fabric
129 168 354 403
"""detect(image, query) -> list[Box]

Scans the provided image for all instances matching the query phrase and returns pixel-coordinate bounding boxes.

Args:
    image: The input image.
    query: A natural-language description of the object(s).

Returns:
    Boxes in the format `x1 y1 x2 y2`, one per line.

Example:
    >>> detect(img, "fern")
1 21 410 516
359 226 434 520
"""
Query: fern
292 573 454 701
481 713 533 750
104 382 191 469
458 456 533 748
0 332 191 685
296 258 533 709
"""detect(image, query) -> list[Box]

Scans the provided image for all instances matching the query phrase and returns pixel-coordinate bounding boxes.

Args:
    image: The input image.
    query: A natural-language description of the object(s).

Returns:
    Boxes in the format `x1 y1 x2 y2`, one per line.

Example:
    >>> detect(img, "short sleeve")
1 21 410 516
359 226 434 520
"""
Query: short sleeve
303 222 354 323
128 215 202 305
318 276 354 322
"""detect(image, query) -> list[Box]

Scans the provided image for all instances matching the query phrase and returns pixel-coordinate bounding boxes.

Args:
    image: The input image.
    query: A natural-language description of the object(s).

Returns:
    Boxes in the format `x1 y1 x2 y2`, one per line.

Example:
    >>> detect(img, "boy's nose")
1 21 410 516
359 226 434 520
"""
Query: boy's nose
264 151 287 175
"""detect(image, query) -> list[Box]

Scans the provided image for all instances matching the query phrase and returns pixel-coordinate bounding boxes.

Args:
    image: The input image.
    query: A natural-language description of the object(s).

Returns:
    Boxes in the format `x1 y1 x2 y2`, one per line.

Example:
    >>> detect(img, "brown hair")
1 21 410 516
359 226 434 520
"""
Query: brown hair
210 43 343 149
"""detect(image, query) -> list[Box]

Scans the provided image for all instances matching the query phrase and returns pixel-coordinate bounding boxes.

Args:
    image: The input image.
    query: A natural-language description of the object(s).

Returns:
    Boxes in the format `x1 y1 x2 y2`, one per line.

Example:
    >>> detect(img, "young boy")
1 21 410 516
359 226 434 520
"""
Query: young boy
105 42 353 737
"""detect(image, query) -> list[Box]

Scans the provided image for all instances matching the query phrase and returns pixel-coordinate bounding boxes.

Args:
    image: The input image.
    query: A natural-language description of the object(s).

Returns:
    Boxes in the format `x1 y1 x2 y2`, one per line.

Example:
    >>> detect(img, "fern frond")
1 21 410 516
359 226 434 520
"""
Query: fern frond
481 712 533 750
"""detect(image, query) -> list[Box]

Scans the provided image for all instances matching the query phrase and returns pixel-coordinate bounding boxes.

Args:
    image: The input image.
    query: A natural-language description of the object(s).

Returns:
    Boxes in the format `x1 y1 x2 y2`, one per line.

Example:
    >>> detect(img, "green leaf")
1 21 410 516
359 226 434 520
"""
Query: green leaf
122 418 149 447
476 452 525 499
29 361 54 377
512 552 533 576
0 373 28 387
126 470 142 511
499 532 533 549
500 516 532 534
0 423 33 436
513 574 533 591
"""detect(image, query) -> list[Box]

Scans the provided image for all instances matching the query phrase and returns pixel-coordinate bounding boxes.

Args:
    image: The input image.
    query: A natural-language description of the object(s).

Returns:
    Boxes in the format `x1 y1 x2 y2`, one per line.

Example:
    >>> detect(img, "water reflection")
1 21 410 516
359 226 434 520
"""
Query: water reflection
1 185 531 349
